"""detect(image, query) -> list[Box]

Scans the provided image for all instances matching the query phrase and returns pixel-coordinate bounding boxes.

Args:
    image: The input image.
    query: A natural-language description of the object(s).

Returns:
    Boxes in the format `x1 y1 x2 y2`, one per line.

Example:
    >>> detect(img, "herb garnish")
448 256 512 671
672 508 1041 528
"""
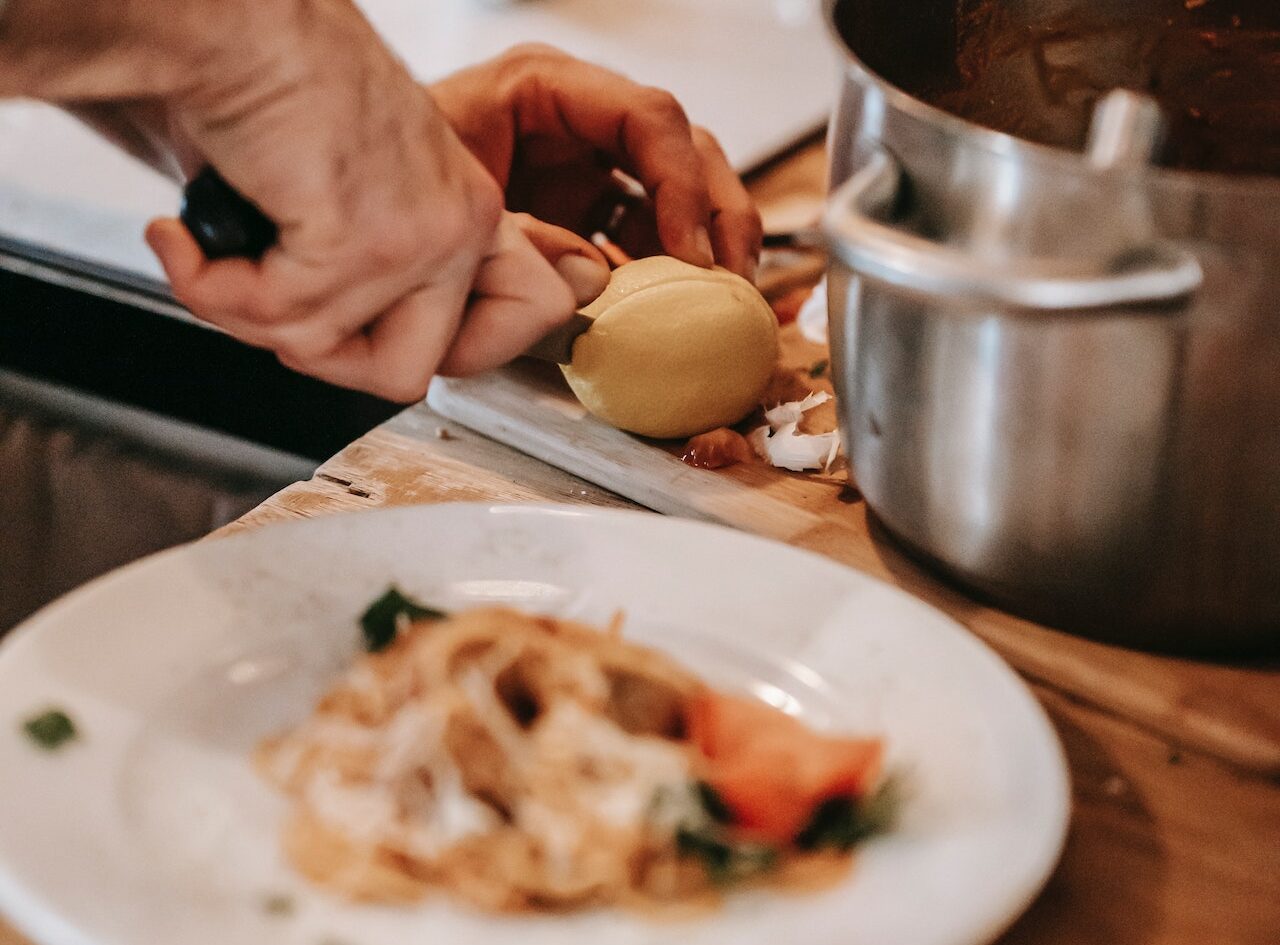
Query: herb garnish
22 708 78 751
677 827 777 884
694 780 733 823
360 586 445 653
794 778 900 851
665 780 777 884
808 359 829 379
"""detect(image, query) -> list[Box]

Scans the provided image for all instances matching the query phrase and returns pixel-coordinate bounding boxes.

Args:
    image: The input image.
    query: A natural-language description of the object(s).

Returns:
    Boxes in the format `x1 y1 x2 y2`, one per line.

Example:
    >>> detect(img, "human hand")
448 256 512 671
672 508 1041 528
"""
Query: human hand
430 44 763 282
139 7 592 400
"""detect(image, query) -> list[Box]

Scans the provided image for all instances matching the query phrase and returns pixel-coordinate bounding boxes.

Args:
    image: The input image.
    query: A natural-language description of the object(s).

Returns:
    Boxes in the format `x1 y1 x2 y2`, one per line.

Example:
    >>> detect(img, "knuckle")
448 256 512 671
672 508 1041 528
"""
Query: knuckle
378 370 432 404
725 204 764 239
495 43 567 100
427 193 497 260
639 87 689 127
434 168 504 245
419 209 470 263
692 125 728 158
501 42 566 69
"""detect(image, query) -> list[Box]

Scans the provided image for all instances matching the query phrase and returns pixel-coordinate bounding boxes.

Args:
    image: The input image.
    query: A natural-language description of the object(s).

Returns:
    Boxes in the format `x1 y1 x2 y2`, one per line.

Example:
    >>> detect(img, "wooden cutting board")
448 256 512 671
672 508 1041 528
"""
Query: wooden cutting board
428 323 1280 779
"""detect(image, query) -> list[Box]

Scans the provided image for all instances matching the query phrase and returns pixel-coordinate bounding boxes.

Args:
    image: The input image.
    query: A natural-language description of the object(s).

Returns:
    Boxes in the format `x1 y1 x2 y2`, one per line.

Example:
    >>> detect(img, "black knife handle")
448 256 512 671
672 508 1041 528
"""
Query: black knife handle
180 167 279 260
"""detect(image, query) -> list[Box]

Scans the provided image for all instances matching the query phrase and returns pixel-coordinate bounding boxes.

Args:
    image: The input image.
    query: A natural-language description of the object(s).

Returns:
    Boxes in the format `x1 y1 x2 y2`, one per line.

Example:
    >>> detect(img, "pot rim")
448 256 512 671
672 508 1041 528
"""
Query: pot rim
821 0 1280 198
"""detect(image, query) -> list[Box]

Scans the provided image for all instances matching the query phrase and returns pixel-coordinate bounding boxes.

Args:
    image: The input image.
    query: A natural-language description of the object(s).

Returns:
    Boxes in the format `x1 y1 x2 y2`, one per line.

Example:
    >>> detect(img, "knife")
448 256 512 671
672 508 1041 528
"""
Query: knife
520 311 594 365
180 167 591 364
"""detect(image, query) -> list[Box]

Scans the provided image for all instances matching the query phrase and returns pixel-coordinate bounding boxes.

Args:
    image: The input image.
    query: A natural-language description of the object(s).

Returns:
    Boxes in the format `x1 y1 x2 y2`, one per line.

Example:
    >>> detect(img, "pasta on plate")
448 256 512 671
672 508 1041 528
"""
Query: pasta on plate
257 593 894 913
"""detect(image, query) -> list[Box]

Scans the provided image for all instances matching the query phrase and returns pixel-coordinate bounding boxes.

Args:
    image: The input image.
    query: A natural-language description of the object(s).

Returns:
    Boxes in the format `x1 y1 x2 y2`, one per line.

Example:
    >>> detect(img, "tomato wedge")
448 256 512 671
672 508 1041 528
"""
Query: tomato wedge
687 691 883 844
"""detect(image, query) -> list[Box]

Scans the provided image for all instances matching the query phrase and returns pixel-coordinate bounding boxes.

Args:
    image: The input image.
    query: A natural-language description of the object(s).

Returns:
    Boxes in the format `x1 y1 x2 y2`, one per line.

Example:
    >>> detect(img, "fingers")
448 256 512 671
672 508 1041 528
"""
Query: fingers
151 205 585 400
692 128 763 282
438 216 577 377
500 47 714 268
145 217 261 321
279 280 469 402
147 217 366 358
282 215 596 394
490 47 763 279
510 213 610 305
151 210 463 400
150 216 473 402
619 94 715 268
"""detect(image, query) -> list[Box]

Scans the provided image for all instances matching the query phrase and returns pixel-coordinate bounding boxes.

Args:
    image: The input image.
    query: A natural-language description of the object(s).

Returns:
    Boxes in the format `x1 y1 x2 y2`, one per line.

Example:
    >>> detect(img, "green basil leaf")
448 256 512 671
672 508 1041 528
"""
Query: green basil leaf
22 708 78 751
794 777 901 851
677 826 733 878
360 586 446 653
677 826 777 884
695 780 734 823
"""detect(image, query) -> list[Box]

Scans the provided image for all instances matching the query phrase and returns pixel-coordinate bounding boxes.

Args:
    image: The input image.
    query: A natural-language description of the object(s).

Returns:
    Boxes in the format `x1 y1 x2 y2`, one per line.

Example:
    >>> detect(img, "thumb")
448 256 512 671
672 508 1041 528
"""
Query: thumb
509 212 611 306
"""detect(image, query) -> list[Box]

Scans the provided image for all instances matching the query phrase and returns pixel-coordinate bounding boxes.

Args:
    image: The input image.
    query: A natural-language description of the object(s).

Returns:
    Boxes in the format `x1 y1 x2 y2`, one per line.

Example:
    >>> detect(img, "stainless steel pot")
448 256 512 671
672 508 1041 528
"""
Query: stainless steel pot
821 0 1280 655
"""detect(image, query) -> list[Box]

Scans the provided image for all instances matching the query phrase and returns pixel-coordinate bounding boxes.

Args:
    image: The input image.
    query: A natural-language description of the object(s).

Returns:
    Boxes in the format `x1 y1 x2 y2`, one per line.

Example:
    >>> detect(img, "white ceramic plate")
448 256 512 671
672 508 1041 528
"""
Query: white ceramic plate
0 504 1069 945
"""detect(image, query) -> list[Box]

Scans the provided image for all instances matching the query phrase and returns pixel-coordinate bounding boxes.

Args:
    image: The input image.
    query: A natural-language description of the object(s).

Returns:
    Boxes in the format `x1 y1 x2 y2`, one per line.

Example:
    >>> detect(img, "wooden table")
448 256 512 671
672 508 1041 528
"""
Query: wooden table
4 141 1277 945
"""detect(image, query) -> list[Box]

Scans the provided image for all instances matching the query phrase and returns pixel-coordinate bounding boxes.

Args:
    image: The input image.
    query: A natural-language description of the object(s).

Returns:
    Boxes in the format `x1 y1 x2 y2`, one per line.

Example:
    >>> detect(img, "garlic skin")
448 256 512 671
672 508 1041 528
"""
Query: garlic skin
750 390 841 472
764 390 830 427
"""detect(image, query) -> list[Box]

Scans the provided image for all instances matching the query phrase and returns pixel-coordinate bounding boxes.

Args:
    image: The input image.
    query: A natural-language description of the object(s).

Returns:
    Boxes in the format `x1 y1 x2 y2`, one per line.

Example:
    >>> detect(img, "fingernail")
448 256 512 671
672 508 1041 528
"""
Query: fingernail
692 226 714 267
556 253 611 306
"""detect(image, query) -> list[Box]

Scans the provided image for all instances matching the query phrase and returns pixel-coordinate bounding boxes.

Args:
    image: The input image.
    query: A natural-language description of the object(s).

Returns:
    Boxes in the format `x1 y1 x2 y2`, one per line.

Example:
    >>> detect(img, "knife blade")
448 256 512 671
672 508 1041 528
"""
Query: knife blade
180 167 592 365
522 311 594 365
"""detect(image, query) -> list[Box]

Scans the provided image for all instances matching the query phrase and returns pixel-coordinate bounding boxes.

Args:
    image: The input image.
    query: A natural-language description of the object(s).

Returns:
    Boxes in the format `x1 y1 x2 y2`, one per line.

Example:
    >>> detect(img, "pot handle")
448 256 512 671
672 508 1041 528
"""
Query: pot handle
821 149 1202 310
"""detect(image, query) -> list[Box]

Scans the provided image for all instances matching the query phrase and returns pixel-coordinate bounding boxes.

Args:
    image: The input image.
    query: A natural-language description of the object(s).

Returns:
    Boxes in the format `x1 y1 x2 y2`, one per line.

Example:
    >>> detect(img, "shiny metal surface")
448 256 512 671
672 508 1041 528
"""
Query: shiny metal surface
1084 90 1166 170
823 0 1280 654
822 150 1203 310
523 311 594 365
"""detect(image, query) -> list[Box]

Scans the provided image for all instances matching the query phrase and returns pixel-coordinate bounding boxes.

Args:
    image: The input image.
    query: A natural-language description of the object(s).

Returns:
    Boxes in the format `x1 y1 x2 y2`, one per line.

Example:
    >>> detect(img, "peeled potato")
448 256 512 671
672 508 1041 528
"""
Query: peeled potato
561 256 779 439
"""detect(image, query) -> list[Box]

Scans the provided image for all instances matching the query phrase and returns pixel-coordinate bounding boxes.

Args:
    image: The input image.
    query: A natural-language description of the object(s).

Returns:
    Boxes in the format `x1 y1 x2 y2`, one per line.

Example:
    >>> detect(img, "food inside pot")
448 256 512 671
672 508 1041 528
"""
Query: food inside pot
836 0 1280 176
